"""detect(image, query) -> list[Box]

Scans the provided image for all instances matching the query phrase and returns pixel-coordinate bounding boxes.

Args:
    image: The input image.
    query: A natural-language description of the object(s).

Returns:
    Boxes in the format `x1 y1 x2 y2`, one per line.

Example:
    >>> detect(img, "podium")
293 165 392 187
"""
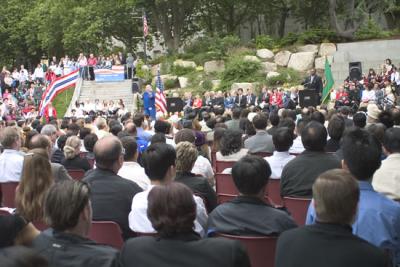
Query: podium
299 90 318 108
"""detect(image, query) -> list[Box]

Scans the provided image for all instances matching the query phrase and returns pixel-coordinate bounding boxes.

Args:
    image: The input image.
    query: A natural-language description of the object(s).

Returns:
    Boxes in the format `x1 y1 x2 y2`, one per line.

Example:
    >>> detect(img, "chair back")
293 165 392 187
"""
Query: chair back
88 221 124 249
211 151 216 173
1 182 19 208
67 169 86 181
266 179 282 206
217 233 277 267
32 221 49 231
283 197 311 226
215 160 236 173
215 173 239 204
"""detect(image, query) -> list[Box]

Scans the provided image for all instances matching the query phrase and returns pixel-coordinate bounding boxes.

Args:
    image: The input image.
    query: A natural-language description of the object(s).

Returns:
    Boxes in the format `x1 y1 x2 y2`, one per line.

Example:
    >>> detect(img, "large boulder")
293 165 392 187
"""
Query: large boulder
204 60 225 73
178 77 189 88
315 56 333 70
151 64 160 76
274 50 292 67
261 62 278 73
288 52 316 71
318 43 337 57
173 59 196 68
297 44 319 53
267 72 280 79
160 74 178 82
231 82 254 91
256 49 274 61
243 55 260 62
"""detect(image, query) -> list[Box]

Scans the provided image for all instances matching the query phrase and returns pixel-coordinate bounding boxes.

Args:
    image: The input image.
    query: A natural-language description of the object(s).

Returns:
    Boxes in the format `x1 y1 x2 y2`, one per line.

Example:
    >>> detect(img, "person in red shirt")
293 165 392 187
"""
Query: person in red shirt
43 102 57 122
335 86 349 108
192 94 203 109
269 88 282 112
88 53 98 81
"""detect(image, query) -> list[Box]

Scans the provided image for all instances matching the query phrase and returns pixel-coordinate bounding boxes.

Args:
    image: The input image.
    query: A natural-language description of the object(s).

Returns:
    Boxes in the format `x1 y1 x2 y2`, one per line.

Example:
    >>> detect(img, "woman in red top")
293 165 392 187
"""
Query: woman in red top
269 88 282 111
192 94 203 109
43 102 57 122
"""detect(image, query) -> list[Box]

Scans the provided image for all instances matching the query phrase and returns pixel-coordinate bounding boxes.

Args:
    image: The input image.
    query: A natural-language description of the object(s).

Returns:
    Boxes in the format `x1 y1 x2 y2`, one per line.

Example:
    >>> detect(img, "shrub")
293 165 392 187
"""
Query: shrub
135 60 152 83
164 78 178 89
202 79 213 91
296 28 338 44
266 68 302 86
171 64 196 76
255 35 276 49
209 35 241 59
356 18 392 40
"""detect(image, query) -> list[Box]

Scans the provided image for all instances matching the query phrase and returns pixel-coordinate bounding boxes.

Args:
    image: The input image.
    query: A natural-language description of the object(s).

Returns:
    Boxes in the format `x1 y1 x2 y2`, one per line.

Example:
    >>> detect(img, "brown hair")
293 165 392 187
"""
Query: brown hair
15 149 53 221
63 135 81 159
313 169 359 224
147 183 196 237
175 142 198 172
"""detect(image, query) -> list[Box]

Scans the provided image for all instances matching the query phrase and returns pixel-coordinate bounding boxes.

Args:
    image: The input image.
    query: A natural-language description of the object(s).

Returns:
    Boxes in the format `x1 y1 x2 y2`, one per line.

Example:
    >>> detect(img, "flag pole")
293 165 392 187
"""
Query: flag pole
142 10 147 65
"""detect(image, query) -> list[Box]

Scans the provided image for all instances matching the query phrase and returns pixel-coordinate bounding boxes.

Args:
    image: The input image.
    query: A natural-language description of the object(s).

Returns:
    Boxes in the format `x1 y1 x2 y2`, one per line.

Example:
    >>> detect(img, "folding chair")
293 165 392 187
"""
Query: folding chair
67 169 86 181
215 173 239 204
215 160 236 173
0 182 19 208
88 221 124 249
283 197 312 226
265 179 283 206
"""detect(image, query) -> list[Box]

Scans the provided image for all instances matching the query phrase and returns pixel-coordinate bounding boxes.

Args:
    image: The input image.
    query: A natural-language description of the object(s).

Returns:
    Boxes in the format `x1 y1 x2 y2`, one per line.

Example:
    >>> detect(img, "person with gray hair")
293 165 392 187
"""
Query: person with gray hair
40 124 57 146
31 180 119 267
0 127 25 182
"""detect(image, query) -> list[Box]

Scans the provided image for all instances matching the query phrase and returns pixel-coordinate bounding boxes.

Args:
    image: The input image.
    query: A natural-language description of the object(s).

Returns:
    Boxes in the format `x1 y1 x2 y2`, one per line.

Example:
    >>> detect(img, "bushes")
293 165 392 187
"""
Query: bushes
255 35 276 49
164 78 178 89
356 18 392 40
220 57 263 91
202 79 213 91
266 68 302 86
171 65 196 76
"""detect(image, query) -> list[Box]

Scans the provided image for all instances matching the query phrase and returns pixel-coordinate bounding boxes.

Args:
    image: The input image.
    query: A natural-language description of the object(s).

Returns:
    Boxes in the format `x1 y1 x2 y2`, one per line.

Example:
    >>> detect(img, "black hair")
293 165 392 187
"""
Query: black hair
269 112 280 127
341 128 381 180
110 123 123 136
83 134 98 153
378 111 394 129
0 246 48 267
67 123 80 136
150 133 167 144
278 118 295 133
273 127 294 152
232 108 241 120
383 128 400 153
142 143 176 181
353 113 366 128
56 134 69 151
311 111 325 125
328 115 345 141
301 121 327 151
79 127 91 140
133 113 145 127
232 155 271 195
252 113 268 130
154 120 171 134
220 129 243 156
120 136 137 161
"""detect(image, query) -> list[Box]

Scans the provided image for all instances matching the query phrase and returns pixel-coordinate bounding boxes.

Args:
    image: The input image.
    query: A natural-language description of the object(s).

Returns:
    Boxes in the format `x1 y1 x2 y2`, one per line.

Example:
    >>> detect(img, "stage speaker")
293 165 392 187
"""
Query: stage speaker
167 97 184 113
349 62 362 81
299 90 318 108
132 78 141 93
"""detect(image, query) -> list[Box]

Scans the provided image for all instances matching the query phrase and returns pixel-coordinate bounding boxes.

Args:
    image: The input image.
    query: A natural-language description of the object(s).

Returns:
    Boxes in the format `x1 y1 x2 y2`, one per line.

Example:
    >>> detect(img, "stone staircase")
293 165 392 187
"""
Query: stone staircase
77 80 136 112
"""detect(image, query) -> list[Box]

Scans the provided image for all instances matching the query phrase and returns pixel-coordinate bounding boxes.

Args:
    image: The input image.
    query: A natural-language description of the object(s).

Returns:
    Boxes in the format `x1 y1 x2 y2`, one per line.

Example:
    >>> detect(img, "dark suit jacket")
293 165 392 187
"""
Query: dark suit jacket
303 75 323 95
234 95 246 108
83 168 142 240
32 229 119 267
276 223 389 267
280 151 341 198
61 156 91 172
175 172 217 212
245 94 257 107
120 233 251 267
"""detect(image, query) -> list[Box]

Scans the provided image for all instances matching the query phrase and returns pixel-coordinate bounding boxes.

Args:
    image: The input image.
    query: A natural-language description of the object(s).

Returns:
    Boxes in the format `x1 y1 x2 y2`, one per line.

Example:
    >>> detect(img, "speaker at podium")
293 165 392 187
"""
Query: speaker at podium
299 90 318 108
167 98 184 113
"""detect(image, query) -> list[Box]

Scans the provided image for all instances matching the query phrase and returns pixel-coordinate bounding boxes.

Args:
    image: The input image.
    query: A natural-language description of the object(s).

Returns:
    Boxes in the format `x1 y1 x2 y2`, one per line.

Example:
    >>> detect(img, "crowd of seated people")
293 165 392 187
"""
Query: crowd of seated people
1 72 400 266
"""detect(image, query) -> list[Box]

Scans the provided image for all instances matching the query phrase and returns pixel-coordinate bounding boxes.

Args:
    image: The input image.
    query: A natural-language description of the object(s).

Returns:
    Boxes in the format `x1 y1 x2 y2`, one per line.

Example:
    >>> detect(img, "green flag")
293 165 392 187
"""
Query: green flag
321 58 334 104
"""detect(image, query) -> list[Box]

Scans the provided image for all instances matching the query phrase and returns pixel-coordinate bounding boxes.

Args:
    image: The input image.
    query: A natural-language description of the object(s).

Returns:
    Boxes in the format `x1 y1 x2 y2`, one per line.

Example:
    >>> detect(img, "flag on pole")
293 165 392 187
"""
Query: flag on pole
39 70 79 115
143 14 148 37
155 70 167 114
321 58 334 104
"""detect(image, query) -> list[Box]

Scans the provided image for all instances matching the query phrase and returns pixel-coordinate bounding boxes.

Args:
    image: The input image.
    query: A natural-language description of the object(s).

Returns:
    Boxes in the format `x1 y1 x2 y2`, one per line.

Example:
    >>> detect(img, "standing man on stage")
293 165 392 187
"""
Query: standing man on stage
88 54 97 81
143 84 156 120
302 68 323 103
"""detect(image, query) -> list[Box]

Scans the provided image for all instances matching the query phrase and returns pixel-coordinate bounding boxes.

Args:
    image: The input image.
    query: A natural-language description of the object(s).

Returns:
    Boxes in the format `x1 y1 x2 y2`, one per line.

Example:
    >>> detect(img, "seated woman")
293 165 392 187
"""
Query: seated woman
120 183 250 267
61 136 91 171
216 129 248 161
15 149 54 223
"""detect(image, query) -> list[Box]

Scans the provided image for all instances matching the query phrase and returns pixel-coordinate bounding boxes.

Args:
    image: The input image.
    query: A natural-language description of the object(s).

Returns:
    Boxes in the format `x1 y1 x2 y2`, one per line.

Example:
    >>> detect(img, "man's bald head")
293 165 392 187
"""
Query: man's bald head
29 134 52 150
94 136 123 170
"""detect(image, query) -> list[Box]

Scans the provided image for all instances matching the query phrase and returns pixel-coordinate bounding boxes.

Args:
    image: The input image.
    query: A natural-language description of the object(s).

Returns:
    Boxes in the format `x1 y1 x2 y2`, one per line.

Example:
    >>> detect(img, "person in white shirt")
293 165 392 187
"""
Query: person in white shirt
33 64 44 84
265 127 296 179
118 136 151 190
289 118 307 154
19 65 29 84
0 127 25 182
361 84 376 104
128 143 207 236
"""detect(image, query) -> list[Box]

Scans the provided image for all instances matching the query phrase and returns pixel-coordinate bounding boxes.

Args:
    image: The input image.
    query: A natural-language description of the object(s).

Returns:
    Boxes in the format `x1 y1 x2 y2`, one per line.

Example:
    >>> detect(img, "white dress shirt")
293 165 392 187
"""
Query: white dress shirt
372 153 400 200
128 185 208 236
289 136 305 154
192 155 214 181
264 151 295 179
118 161 151 190
0 149 25 182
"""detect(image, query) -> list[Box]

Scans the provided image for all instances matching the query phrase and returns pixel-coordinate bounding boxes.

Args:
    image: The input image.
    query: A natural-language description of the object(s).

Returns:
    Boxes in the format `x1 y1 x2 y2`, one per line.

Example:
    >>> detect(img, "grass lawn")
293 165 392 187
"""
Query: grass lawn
52 87 75 118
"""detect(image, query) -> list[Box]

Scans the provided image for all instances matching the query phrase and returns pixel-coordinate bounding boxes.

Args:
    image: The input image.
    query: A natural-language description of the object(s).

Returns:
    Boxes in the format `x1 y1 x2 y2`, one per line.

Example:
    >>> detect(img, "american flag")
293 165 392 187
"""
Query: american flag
155 70 167 114
143 14 148 37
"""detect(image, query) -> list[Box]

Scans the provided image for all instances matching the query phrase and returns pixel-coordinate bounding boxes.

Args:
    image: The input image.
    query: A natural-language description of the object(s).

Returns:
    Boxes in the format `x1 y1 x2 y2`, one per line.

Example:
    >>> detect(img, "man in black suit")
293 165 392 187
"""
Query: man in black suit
276 169 388 267
245 88 257 107
234 88 246 108
302 68 323 103
83 136 142 240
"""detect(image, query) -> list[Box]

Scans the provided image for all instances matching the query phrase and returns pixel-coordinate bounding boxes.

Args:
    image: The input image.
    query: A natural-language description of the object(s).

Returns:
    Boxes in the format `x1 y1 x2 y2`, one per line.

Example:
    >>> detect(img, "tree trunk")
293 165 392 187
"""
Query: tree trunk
384 12 400 30
278 7 289 38
328 0 358 39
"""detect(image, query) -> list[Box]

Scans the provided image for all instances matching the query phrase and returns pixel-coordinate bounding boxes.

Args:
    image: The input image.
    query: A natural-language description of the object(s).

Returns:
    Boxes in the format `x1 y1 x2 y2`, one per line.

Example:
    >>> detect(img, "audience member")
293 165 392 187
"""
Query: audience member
267 111 280 136
225 108 241 131
133 113 153 141
353 112 367 128
175 142 217 212
372 128 400 200
289 118 307 154
0 246 48 267
244 113 274 153
51 134 67 164
95 117 110 139
40 124 58 155
0 214 39 248
121 183 250 267
306 128 400 264
83 133 98 160
0 127 24 182
281 121 341 197
117 136 150 190
31 180 119 267
83 136 142 240
128 143 207 236
61 136 91 171
277 169 388 267
265 127 295 179
326 115 345 152
216 129 248 161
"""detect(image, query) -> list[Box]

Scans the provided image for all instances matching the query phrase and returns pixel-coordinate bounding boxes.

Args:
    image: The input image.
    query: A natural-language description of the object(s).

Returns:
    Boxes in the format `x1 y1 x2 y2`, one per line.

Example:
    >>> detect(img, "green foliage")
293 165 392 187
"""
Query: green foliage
136 60 153 83
202 80 213 91
171 65 196 76
296 28 340 44
164 78 178 89
355 18 393 40
255 35 276 49
53 88 74 118
266 68 302 86
209 35 241 59
220 56 263 91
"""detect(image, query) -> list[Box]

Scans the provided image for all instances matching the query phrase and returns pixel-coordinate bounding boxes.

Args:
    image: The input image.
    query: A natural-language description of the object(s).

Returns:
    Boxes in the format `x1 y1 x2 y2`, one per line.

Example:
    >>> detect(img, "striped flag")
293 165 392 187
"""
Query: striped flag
39 70 79 115
155 70 167 114
143 14 148 37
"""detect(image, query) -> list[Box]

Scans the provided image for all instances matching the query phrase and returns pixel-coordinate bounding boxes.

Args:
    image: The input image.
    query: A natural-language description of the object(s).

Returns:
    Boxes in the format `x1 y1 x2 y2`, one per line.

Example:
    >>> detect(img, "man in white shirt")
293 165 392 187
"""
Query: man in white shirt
19 65 28 84
0 127 25 182
118 136 150 190
128 143 207 236
265 127 295 179
289 118 307 154
372 128 400 200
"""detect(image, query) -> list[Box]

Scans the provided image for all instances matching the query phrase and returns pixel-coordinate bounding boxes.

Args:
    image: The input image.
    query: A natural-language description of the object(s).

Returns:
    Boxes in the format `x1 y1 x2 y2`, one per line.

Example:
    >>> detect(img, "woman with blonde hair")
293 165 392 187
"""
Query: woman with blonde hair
61 136 91 171
15 149 54 222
